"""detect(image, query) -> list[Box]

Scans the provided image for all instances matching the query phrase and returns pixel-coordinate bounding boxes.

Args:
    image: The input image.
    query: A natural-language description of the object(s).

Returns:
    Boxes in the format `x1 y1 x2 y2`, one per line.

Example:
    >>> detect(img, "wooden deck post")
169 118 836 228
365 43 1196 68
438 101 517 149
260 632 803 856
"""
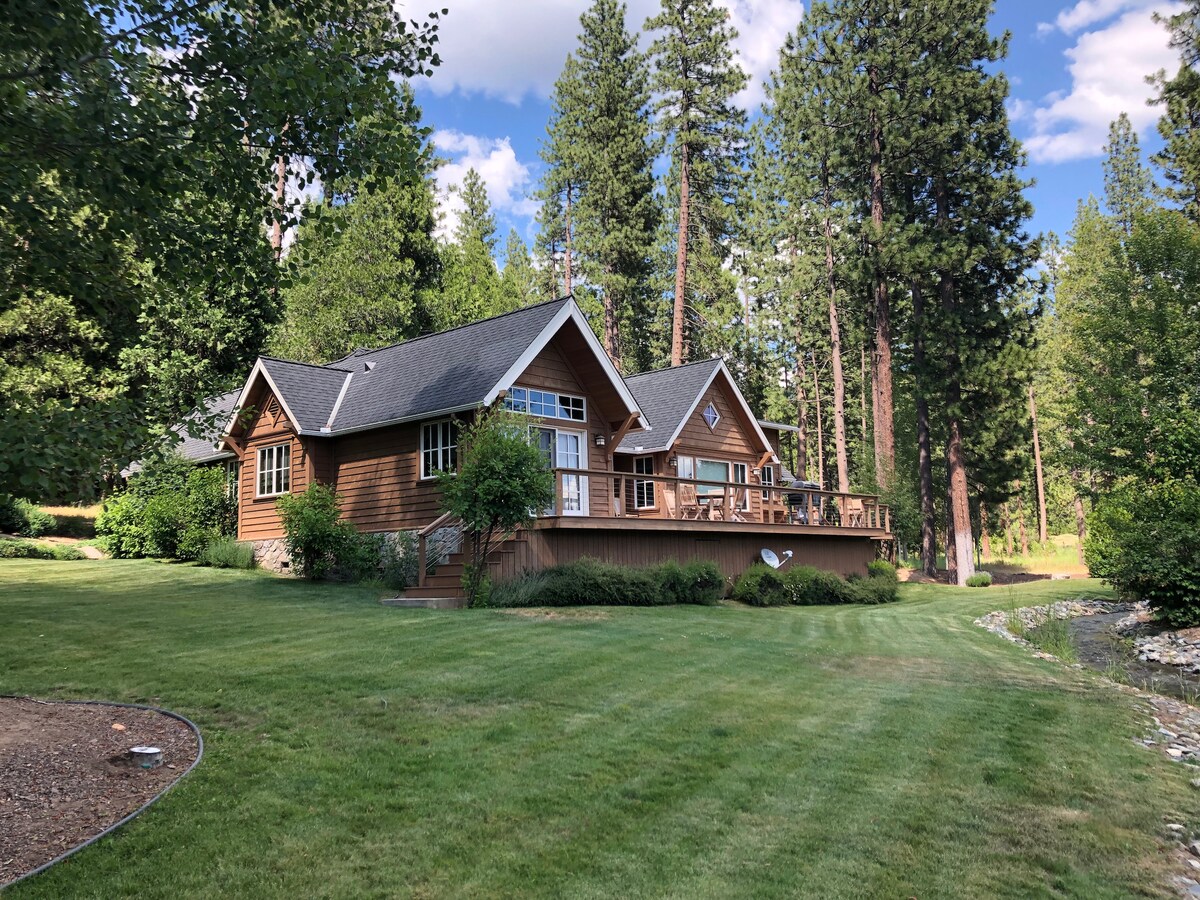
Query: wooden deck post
555 469 564 517
418 535 427 587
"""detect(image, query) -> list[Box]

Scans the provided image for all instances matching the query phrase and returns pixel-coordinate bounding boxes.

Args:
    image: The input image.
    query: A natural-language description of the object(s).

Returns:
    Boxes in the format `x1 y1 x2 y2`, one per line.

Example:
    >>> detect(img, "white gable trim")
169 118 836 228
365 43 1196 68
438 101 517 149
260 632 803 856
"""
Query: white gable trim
655 360 778 462
222 359 304 439
321 372 354 432
483 299 649 431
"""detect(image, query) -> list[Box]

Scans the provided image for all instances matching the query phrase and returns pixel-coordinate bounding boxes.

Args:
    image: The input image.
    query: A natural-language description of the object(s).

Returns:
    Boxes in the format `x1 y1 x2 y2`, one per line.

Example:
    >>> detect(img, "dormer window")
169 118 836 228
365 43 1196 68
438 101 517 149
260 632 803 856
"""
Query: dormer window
504 387 586 422
702 402 720 431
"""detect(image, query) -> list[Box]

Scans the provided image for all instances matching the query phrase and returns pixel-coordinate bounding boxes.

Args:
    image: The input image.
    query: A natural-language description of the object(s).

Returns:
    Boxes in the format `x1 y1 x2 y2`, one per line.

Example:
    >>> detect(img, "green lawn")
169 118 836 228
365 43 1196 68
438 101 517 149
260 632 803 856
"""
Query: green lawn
2 561 1195 898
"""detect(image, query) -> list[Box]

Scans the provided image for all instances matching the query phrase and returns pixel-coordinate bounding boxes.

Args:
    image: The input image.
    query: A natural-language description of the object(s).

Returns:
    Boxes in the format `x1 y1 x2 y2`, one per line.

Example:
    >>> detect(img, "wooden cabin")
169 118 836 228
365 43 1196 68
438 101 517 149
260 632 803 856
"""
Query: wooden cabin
171 298 889 598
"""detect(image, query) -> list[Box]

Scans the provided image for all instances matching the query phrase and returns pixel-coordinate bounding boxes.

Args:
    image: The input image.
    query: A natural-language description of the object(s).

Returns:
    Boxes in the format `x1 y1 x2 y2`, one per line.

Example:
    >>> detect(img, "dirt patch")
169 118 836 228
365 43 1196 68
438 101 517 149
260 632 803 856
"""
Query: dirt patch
496 608 613 622
0 697 199 887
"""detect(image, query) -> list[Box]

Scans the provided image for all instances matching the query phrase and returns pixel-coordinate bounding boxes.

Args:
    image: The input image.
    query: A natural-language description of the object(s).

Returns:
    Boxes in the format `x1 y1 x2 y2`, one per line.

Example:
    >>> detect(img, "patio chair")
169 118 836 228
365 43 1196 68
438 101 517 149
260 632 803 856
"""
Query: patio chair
845 497 865 527
678 482 704 520
729 488 749 523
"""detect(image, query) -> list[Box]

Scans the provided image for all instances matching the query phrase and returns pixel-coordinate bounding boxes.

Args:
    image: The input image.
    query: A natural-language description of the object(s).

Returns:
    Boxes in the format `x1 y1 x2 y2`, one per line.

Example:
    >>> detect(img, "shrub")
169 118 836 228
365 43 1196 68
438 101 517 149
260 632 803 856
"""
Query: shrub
336 531 385 583
847 575 899 604
866 559 898 582
732 564 790 607
200 536 256 569
796 569 857 605
487 558 725 608
96 492 152 558
965 572 993 588
1087 478 1200 627
142 491 187 558
0 538 84 560
0 496 57 537
380 531 419 590
276 483 356 580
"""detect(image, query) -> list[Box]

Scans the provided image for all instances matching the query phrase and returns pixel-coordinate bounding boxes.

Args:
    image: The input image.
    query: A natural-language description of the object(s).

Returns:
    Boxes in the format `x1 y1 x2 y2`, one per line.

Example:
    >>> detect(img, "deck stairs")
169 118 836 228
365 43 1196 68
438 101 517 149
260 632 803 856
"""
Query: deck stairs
401 530 528 603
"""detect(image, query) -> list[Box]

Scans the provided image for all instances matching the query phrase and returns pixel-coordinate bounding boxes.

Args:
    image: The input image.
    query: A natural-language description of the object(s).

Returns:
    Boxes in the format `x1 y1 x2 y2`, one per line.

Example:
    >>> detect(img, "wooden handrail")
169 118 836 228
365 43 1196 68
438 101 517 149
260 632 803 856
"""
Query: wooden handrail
418 510 458 537
417 511 462 587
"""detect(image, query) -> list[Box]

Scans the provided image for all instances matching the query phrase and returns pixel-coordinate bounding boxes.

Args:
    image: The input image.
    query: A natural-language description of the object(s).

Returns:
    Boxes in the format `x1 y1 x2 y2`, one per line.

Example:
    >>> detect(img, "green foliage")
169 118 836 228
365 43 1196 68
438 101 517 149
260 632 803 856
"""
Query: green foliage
486 558 725 608
0 537 85 560
380 531 420 590
965 572 993 588
436 409 555 606
142 491 188 559
0 496 56 537
731 564 789 607
95 493 153 559
867 560 898 582
1103 113 1154 234
276 484 356 580
200 537 257 570
1086 478 1200 627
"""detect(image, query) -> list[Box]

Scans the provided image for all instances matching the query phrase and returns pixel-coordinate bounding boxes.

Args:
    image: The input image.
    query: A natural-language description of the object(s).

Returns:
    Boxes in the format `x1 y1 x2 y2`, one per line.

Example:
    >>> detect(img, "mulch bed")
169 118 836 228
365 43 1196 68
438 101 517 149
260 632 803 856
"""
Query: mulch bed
0 697 199 887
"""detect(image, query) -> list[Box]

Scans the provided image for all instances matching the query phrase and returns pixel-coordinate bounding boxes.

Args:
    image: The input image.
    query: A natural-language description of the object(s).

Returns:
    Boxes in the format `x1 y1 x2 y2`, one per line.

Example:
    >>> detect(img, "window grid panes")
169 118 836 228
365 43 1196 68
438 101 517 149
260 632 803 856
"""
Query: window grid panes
733 462 750 510
257 443 290 497
421 420 459 478
634 456 655 509
504 386 585 422
702 402 720 430
761 465 774 500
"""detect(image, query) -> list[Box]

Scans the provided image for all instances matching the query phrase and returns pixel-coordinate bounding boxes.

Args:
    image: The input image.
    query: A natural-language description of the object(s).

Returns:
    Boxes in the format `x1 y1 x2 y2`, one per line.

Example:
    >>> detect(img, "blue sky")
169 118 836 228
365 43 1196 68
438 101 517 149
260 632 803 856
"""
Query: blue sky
410 0 1185 260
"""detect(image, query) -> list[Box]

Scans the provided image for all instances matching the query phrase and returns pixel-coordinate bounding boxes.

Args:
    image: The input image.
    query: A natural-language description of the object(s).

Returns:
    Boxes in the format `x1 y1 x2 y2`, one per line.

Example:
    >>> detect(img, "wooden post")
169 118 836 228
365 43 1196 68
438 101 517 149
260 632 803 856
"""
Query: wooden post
418 535 427 587
555 470 564 517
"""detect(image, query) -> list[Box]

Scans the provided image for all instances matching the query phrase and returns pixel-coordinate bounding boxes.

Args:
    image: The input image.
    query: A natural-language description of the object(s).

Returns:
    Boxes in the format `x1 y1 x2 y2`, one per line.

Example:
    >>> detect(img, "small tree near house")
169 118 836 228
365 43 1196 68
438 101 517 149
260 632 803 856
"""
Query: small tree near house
436 408 555 606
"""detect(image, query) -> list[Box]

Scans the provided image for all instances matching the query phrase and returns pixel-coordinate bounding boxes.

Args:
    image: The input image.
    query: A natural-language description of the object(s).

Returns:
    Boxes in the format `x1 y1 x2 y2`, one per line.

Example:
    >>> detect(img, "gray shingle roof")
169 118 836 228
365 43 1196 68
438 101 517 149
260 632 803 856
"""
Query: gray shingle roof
173 389 241 463
259 357 351 432
321 298 570 433
616 358 724 454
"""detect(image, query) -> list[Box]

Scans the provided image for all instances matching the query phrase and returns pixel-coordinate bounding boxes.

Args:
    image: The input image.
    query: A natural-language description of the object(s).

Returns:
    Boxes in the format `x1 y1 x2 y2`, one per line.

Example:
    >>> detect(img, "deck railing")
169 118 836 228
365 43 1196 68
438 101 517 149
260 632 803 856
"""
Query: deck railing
416 510 461 587
548 467 890 533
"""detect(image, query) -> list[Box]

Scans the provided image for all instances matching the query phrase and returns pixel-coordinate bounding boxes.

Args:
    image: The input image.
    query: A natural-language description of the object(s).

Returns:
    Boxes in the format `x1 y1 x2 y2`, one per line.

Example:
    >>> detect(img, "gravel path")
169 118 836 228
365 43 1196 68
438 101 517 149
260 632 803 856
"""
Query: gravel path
0 697 199 886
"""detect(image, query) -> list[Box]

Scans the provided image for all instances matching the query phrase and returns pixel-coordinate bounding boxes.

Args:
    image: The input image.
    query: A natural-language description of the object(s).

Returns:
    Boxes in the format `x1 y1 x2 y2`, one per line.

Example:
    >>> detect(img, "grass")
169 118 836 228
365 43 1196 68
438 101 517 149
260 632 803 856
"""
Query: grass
1026 616 1080 664
2 560 1197 898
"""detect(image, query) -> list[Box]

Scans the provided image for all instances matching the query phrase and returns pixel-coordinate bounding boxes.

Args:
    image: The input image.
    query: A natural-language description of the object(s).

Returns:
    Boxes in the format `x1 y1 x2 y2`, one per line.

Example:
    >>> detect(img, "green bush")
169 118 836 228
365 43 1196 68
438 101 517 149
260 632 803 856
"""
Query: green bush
866 560 898 582
0 538 85 560
796 569 857 605
276 483 357 580
732 564 790 606
0 496 57 537
1087 478 1200 626
487 558 726 608
965 572 993 588
380 531 419 590
142 491 187 558
200 536 256 569
96 492 152 558
847 575 899 604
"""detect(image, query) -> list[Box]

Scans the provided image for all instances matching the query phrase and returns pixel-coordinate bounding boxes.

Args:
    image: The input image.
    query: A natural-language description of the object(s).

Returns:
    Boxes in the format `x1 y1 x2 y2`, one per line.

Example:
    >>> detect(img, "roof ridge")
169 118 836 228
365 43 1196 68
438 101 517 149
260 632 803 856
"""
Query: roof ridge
260 355 352 374
625 357 722 380
323 296 573 367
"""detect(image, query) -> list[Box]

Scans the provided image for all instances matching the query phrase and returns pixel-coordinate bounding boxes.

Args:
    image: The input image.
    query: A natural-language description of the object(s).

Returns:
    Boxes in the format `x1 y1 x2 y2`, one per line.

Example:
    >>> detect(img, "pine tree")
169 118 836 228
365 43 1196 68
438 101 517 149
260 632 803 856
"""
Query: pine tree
1152 3 1200 219
646 0 747 366
438 167 502 329
537 0 659 367
454 168 498 253
1102 113 1153 234
538 55 580 299
499 229 542 311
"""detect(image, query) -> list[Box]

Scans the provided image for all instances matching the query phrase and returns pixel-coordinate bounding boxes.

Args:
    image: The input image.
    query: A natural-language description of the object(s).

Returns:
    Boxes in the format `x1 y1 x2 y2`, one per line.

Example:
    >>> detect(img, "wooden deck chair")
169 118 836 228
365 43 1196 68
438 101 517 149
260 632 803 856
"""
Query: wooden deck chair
845 497 865 527
662 485 678 519
678 482 704 520
729 488 748 523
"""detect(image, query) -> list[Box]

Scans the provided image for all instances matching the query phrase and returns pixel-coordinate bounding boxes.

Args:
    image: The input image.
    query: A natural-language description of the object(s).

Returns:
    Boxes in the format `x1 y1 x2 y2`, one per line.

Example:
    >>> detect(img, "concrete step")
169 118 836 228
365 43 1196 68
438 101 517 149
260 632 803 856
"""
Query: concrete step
381 594 466 609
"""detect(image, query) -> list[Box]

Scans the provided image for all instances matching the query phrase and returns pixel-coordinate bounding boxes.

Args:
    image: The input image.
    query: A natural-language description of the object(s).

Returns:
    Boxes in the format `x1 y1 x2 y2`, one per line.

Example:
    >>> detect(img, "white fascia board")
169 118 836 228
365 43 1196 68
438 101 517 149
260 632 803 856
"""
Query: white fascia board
322 372 354 432
717 360 777 459
658 361 723 451
483 299 649 431
306 402 481 438
221 359 304 438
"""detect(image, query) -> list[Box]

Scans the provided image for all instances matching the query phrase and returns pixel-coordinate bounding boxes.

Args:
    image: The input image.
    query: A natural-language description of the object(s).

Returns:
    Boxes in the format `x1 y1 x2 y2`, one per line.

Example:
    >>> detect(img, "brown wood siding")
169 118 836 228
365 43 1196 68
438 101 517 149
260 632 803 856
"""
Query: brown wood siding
514 337 612 518
237 386 307 541
333 421 456 532
503 523 878 584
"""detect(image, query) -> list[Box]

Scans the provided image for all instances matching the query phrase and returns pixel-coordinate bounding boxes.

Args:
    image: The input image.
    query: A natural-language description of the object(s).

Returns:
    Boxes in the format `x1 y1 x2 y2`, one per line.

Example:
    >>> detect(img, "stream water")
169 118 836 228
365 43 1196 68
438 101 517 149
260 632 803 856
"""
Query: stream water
1030 612 1200 702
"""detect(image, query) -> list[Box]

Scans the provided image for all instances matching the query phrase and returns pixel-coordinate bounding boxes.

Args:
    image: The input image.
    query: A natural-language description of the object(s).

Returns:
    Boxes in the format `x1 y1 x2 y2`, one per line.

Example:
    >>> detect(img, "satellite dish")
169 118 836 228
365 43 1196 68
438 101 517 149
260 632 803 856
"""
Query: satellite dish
760 548 781 568
782 550 794 561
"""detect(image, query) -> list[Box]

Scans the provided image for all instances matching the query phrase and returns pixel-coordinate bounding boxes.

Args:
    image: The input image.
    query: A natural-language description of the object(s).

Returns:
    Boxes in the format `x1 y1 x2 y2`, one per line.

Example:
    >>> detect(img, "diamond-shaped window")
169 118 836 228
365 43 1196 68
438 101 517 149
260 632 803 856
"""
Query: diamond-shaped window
702 402 720 431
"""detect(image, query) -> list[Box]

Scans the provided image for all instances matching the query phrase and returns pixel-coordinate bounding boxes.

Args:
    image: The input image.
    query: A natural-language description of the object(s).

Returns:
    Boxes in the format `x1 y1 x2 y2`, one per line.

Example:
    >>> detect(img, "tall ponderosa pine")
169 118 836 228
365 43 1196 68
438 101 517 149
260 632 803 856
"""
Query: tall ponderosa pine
499 229 543 312
538 0 659 368
1152 3 1200 219
438 168 502 329
1102 113 1154 234
646 0 747 366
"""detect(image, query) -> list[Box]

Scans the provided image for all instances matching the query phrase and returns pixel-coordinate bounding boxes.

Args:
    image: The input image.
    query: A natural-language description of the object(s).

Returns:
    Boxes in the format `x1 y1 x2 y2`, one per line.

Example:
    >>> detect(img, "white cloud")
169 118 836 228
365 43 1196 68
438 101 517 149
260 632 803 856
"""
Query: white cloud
1021 3 1181 163
417 0 803 110
432 130 534 237
1054 0 1157 33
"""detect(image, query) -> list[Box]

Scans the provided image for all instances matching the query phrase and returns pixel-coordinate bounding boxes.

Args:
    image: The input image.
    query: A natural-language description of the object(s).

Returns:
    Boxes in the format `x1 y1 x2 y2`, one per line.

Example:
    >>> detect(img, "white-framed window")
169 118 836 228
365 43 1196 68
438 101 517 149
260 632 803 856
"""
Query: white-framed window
676 455 695 480
760 465 775 500
634 456 655 509
702 401 720 431
256 443 291 497
732 462 750 510
696 458 729 497
421 420 459 479
504 386 586 422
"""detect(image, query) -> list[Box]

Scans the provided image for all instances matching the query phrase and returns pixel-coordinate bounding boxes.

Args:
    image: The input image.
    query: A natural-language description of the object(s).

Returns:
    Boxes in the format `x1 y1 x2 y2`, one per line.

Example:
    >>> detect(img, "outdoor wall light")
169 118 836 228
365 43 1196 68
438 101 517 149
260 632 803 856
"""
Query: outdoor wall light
594 434 606 447
668 455 678 468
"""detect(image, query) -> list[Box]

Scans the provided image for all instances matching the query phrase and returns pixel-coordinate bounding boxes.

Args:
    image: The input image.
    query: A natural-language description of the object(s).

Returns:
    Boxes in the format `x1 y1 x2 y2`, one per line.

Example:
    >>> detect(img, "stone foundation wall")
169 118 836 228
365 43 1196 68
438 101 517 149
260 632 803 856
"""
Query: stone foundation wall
252 537 292 574
252 528 442 576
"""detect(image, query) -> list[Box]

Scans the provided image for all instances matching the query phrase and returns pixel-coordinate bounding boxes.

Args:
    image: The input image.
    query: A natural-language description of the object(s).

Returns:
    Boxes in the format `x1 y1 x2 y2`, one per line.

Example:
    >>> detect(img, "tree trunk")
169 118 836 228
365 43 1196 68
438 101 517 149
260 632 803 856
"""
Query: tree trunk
1029 384 1048 544
980 502 992 559
671 142 690 367
1073 481 1088 565
822 161 850 493
1016 481 1029 556
796 351 809 482
1003 502 1014 556
564 183 574 298
945 481 957 581
860 345 868 452
912 279 937 577
271 150 286 259
813 365 825 490
868 62 894 489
